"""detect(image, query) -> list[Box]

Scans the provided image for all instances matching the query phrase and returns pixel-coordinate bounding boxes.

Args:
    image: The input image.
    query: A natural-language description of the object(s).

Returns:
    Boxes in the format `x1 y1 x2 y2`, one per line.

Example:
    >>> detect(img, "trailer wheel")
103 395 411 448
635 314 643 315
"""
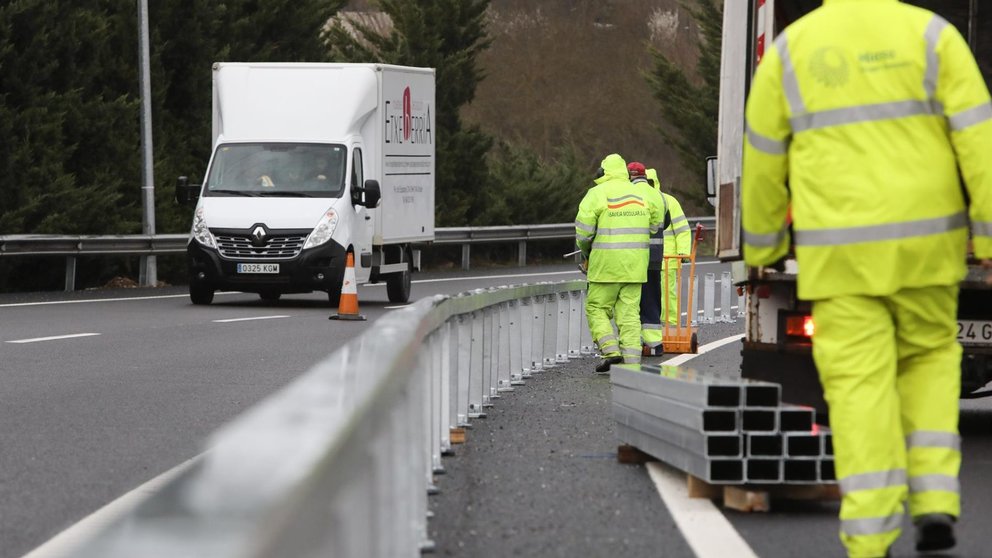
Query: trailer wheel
386 259 412 303
190 283 214 305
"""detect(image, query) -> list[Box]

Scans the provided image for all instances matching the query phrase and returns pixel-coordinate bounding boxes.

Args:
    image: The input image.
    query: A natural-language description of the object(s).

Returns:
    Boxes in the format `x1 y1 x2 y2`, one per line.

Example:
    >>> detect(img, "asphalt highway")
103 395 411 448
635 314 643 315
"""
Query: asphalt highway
2 261 990 558
0 264 586 558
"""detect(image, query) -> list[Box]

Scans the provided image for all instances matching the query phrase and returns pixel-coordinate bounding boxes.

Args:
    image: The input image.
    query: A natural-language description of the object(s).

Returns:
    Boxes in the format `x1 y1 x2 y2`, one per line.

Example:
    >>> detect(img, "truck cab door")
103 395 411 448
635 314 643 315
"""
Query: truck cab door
350 146 374 283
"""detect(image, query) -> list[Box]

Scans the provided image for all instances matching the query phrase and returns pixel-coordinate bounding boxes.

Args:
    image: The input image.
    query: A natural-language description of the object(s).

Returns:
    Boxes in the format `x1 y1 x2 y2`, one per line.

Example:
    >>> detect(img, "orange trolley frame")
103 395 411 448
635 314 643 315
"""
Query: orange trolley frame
660 224 706 354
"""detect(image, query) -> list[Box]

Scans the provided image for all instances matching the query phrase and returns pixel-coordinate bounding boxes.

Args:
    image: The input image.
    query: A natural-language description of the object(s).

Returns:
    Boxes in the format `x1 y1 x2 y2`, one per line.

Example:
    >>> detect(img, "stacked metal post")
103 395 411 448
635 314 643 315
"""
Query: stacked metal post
612 364 835 484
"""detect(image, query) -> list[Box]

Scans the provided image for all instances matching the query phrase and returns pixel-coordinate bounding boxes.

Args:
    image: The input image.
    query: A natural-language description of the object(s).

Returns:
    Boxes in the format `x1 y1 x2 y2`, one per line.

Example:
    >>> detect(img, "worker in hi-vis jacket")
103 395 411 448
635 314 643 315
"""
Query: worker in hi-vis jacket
575 154 664 373
647 168 691 348
741 2 992 557
631 163 670 355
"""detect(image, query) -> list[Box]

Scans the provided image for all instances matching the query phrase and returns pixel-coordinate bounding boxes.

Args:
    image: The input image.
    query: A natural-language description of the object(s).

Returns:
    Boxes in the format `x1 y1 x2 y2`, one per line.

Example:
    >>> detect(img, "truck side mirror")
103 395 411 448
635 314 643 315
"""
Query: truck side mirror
363 179 381 208
175 176 201 207
705 156 717 207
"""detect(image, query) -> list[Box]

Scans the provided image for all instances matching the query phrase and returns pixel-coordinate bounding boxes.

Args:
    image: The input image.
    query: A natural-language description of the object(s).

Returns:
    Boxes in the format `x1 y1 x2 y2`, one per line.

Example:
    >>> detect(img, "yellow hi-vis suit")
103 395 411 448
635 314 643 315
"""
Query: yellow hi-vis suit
742 1 992 557
576 154 664 364
638 173 670 352
648 169 693 328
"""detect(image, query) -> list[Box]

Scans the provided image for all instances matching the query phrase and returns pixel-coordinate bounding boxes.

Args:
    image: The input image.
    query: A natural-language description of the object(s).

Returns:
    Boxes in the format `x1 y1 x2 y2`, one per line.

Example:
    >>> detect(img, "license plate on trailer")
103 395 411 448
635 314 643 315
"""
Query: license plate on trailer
957 320 992 345
236 263 279 274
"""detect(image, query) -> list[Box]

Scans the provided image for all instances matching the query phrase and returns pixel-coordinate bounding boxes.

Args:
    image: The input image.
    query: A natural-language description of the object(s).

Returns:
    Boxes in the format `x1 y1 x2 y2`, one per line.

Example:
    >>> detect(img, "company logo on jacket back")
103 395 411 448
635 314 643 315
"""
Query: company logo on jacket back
385 86 433 145
607 195 648 217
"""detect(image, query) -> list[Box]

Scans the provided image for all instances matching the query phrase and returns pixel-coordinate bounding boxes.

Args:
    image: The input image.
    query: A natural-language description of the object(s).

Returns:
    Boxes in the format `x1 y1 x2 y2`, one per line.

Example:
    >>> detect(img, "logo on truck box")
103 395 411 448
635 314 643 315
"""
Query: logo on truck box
386 86 433 146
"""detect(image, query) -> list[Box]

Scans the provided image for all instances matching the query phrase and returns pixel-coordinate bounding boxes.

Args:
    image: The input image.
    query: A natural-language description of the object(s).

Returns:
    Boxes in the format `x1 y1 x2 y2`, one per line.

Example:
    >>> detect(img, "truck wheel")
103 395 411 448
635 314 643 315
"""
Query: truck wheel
386 260 412 303
190 283 214 305
259 291 281 301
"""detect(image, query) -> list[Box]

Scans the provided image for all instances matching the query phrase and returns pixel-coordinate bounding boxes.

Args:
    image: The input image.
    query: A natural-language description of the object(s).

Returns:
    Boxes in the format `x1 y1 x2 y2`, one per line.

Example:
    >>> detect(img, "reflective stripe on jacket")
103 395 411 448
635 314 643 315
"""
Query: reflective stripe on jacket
576 154 665 283
663 193 691 256
742 0 992 300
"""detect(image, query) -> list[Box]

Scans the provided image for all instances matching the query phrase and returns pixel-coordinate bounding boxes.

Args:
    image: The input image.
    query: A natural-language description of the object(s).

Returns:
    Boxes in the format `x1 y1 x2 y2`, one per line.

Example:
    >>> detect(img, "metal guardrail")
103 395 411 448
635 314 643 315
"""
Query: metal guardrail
69 280 593 558
0 218 716 291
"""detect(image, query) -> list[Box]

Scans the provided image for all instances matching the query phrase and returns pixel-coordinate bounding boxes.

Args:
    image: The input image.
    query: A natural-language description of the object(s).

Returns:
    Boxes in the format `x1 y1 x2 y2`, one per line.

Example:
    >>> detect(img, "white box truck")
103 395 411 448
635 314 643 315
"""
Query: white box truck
176 63 435 305
708 1 992 415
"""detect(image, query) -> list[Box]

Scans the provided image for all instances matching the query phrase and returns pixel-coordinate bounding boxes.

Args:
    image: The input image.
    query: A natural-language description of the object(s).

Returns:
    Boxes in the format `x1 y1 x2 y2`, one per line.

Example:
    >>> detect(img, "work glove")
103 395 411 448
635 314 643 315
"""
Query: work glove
579 259 588 275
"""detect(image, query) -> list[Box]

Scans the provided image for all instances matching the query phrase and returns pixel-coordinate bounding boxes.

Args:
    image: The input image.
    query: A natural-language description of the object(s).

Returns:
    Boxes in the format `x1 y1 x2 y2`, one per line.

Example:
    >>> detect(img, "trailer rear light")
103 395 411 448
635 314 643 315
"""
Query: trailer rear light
785 315 815 338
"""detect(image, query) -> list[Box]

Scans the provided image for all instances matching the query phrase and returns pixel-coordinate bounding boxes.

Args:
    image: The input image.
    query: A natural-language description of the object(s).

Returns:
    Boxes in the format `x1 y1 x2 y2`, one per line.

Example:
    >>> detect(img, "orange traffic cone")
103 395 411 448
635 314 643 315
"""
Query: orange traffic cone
329 252 366 321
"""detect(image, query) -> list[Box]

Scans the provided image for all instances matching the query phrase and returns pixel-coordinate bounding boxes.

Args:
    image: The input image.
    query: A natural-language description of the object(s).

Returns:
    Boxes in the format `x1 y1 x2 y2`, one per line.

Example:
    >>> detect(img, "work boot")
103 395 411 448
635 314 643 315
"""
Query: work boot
595 356 623 373
914 513 956 552
642 344 665 357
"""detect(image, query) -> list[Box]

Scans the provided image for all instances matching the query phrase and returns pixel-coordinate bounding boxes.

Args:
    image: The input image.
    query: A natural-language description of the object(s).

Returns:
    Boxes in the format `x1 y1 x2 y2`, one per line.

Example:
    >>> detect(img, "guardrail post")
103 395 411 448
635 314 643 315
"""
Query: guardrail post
520 296 535 378
556 291 570 363
65 256 77 292
517 240 527 267
456 314 472 426
568 291 582 357
543 293 558 368
429 332 446 471
508 300 525 385
720 271 734 323
690 275 699 327
702 273 716 324
440 322 455 454
580 289 594 354
461 244 471 271
497 301 515 392
468 311 486 418
482 307 496 405
531 296 546 373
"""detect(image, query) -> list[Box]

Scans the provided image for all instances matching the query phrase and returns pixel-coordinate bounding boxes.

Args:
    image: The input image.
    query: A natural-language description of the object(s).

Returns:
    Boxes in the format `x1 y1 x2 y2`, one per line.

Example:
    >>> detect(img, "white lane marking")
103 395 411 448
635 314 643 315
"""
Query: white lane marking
0 291 240 308
6 333 101 344
21 454 203 558
681 306 739 317
212 315 290 323
662 333 744 367
646 461 759 558
645 333 754 557
385 305 411 309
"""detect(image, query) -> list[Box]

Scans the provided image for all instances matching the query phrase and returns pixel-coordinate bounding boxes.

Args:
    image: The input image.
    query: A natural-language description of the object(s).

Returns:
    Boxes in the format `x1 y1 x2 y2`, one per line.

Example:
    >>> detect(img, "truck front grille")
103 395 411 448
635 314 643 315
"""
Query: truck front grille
214 233 309 260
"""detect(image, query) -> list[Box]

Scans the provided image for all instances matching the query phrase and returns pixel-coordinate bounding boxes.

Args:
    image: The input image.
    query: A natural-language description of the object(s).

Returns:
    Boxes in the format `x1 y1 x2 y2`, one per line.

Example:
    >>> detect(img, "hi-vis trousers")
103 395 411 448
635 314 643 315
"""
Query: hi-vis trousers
586 282 642 364
813 285 961 558
663 263 680 326
640 268 664 350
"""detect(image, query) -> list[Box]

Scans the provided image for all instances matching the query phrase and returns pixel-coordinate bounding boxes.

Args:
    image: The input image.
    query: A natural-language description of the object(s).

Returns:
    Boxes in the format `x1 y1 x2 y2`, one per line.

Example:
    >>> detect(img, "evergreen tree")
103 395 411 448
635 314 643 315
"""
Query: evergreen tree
0 0 345 291
150 0 345 236
644 0 721 203
326 0 493 226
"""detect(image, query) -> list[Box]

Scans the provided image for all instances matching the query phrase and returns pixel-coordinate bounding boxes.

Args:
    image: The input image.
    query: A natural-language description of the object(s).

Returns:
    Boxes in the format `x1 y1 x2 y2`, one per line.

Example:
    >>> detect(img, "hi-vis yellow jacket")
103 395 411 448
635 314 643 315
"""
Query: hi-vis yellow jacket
576 154 665 283
647 169 692 257
742 0 992 300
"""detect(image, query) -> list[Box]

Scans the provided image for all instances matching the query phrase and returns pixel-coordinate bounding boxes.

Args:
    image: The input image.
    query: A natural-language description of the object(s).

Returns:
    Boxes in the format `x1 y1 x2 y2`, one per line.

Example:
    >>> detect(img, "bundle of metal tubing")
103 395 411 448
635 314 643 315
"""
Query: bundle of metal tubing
611 364 835 484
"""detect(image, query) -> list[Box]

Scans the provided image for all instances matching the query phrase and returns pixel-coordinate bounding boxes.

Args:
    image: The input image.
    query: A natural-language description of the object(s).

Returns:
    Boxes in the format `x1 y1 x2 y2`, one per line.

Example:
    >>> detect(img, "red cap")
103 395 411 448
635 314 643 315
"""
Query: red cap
627 162 646 178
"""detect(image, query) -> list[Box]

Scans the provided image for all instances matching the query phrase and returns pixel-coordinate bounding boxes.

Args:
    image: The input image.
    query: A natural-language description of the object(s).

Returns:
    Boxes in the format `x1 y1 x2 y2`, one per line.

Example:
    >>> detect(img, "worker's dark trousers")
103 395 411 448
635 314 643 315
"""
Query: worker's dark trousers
640 267 664 349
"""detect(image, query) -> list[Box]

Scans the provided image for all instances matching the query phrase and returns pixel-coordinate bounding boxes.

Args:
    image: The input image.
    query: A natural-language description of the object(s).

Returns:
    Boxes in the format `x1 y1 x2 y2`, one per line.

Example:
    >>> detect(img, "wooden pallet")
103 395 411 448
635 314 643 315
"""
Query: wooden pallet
616 444 839 513
450 427 467 445
688 475 840 513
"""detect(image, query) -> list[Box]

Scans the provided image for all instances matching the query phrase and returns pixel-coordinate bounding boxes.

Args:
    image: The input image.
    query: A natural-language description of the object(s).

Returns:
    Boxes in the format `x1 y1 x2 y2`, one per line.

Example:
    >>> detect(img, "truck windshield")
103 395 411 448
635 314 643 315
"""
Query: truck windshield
204 143 347 198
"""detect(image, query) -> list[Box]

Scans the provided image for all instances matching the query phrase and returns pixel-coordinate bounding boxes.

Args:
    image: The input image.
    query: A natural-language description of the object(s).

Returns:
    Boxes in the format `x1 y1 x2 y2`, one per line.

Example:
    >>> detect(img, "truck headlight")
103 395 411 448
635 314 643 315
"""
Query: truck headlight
191 206 216 249
304 208 339 250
